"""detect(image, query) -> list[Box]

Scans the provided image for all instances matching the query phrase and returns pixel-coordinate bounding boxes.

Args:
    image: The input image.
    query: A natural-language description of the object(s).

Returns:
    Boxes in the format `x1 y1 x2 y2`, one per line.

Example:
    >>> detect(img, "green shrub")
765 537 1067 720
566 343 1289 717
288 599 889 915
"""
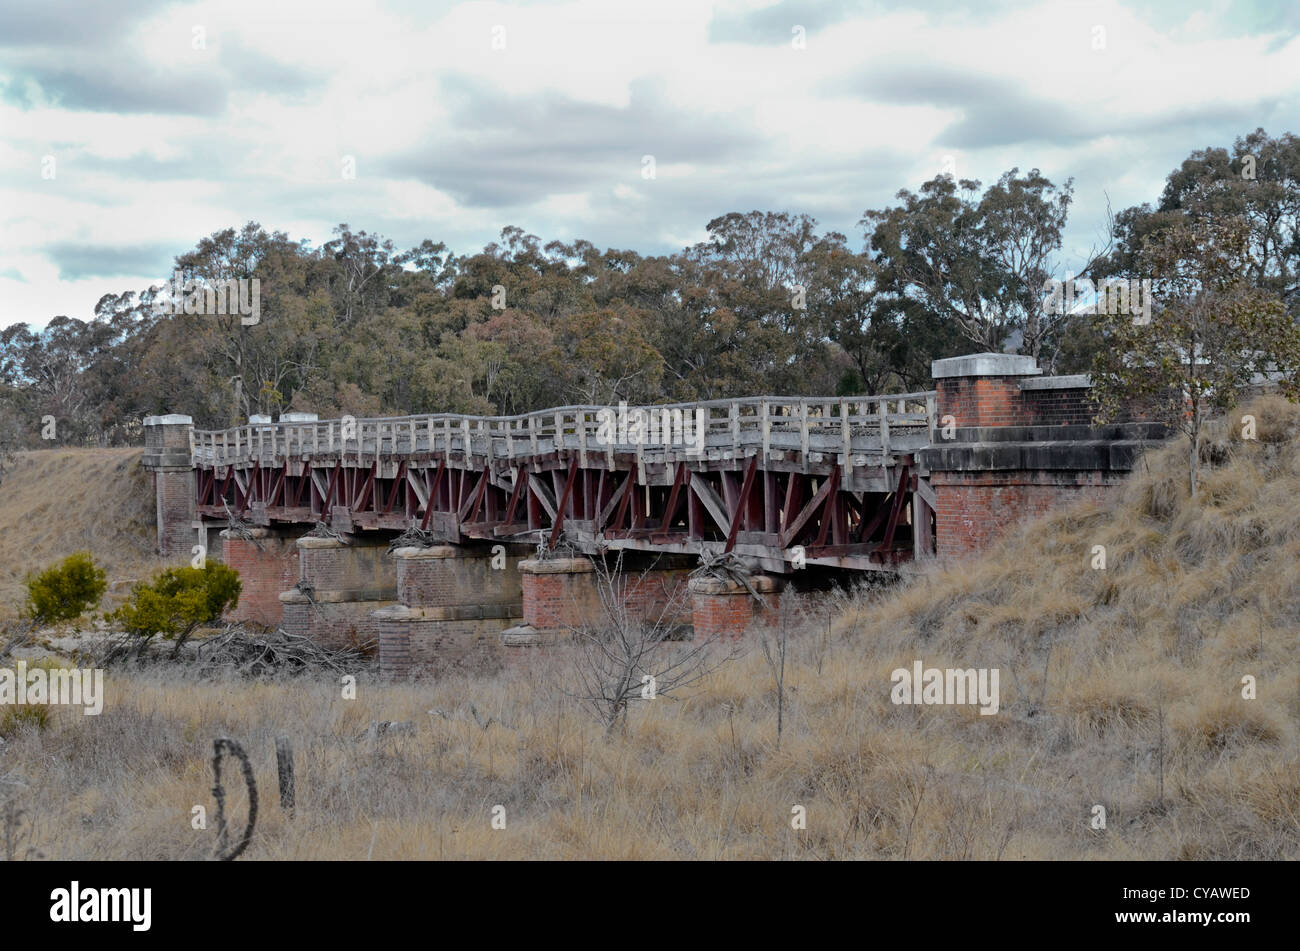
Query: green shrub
23 552 107 624
110 562 241 646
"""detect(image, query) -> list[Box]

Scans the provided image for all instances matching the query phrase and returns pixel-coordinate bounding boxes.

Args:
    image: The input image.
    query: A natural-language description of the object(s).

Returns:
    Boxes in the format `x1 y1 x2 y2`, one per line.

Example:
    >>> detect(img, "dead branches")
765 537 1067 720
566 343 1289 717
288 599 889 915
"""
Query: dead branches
565 551 742 735
194 625 367 676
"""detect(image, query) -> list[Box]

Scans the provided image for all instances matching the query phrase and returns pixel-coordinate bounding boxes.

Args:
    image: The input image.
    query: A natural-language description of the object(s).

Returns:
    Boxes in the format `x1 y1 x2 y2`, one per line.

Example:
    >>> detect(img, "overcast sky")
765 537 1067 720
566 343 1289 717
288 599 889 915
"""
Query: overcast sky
1 0 1297 329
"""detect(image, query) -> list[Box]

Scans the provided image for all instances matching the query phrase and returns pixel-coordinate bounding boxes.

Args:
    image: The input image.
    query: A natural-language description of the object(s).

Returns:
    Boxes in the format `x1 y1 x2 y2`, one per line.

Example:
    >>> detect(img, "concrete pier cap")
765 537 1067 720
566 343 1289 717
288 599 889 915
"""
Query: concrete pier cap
931 352 1042 379
143 414 194 426
519 557 595 575
297 533 350 549
687 574 785 597
392 544 480 560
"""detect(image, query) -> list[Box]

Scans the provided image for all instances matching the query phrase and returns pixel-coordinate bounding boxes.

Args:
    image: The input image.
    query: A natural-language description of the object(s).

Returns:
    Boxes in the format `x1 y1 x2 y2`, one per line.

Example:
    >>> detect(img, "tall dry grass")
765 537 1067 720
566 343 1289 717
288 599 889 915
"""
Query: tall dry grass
3 398 1300 859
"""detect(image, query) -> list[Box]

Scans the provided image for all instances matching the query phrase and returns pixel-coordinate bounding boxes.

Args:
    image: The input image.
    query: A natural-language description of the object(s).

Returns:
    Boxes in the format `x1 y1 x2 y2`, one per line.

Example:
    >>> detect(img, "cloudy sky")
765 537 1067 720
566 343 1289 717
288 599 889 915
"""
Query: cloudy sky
1 0 1297 328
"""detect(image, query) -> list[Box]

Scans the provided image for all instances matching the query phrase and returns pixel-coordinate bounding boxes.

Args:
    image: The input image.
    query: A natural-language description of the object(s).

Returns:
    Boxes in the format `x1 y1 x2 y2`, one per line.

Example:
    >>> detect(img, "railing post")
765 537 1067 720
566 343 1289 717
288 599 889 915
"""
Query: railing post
799 400 809 473
840 399 850 472
577 410 588 468
761 400 770 461
878 399 891 464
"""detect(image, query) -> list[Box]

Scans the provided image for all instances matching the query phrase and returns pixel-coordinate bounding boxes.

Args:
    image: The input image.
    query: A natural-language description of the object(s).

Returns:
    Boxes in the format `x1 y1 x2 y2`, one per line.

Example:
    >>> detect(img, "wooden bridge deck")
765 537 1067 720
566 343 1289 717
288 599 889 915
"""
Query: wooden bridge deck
190 393 938 572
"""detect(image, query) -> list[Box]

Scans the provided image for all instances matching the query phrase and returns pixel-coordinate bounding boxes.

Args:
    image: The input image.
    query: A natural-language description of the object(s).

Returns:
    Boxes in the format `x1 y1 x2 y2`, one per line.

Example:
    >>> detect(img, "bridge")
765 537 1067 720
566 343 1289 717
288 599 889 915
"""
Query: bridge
187 391 939 572
141 353 1162 675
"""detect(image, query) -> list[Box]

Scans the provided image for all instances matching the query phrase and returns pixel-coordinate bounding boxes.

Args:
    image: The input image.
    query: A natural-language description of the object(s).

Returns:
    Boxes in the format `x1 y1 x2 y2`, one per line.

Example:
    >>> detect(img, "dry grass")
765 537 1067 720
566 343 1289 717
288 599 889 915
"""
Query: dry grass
0 448 165 619
3 398 1300 859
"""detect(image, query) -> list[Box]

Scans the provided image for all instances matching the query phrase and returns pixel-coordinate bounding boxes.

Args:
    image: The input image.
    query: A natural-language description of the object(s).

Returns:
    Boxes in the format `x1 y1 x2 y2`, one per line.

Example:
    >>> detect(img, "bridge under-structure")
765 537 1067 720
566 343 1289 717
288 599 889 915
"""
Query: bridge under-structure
142 352 1164 675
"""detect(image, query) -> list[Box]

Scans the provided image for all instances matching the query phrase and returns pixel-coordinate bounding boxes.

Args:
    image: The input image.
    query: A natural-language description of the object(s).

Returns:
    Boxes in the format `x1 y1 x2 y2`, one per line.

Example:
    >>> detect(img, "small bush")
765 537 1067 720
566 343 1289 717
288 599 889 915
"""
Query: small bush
110 562 241 645
0 657 67 735
23 552 107 624
0 703 49 734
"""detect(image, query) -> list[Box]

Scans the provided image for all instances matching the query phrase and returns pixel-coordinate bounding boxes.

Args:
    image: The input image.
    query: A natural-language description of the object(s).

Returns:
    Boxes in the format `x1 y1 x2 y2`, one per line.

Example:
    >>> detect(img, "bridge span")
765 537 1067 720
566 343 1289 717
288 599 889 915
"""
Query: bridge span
141 353 1162 674
187 391 939 573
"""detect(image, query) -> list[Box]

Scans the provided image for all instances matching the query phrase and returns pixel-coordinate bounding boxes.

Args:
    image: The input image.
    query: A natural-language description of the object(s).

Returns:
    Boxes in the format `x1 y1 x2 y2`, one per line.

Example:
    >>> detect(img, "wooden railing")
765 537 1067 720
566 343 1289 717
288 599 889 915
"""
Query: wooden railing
191 393 938 468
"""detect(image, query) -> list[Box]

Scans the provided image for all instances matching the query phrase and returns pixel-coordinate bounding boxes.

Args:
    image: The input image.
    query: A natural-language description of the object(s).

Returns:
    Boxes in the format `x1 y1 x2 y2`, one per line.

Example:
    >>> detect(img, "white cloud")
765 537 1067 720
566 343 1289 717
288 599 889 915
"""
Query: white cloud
1 0 1297 326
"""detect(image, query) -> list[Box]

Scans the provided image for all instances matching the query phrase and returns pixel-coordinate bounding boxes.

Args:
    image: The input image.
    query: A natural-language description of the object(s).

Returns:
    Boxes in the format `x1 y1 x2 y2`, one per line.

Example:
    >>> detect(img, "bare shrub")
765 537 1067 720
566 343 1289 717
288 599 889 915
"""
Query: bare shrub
564 551 740 735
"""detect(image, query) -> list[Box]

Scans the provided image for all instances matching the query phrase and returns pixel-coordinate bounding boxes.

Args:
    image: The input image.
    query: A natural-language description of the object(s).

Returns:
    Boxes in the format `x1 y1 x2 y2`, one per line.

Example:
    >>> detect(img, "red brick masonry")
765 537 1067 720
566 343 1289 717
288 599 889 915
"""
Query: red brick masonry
925 355 1155 558
689 575 785 640
519 557 691 633
279 535 397 652
929 470 1119 557
222 529 301 627
374 544 526 678
937 377 1096 428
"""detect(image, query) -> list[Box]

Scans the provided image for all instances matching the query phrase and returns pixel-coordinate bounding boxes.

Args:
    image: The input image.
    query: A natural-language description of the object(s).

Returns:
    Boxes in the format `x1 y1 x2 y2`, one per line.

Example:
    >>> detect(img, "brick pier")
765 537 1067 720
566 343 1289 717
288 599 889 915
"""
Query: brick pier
279 534 397 652
373 543 528 677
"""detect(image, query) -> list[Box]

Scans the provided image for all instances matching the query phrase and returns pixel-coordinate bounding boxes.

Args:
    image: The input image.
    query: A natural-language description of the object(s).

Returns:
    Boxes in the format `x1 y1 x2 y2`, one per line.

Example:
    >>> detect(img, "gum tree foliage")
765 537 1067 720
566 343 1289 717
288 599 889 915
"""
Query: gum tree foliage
1103 129 1300 320
0 316 130 445
1091 216 1300 497
23 552 108 623
863 168 1077 361
173 223 323 423
6 131 1298 448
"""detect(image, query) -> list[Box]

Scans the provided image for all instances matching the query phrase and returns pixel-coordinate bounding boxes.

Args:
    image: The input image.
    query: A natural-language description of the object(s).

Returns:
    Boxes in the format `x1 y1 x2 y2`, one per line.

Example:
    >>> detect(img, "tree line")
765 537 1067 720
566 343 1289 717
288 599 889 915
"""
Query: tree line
1 127 1296 449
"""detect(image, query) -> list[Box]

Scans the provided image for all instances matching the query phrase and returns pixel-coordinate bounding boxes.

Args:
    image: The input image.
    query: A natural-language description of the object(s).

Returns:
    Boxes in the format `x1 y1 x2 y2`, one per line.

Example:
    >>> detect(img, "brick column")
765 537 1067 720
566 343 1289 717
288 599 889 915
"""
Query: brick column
507 557 693 663
932 353 1043 428
221 528 303 627
689 574 784 639
373 544 527 678
280 534 397 652
519 557 602 633
141 414 196 557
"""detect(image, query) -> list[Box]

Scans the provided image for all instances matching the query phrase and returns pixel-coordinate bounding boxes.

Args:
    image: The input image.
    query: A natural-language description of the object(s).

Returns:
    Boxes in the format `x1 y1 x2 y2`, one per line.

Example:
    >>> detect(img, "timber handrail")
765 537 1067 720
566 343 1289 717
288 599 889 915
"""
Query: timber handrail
191 392 937 468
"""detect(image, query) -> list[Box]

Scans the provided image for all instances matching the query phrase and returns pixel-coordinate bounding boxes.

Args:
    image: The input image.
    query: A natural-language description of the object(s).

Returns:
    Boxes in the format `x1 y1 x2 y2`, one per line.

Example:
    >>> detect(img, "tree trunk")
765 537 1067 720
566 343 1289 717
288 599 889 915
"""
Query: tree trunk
1024 308 1042 360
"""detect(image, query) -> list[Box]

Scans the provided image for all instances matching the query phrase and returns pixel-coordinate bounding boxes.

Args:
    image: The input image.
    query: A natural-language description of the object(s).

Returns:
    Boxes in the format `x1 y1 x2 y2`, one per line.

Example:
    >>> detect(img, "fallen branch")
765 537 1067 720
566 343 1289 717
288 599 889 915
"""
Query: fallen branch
194 624 367 675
